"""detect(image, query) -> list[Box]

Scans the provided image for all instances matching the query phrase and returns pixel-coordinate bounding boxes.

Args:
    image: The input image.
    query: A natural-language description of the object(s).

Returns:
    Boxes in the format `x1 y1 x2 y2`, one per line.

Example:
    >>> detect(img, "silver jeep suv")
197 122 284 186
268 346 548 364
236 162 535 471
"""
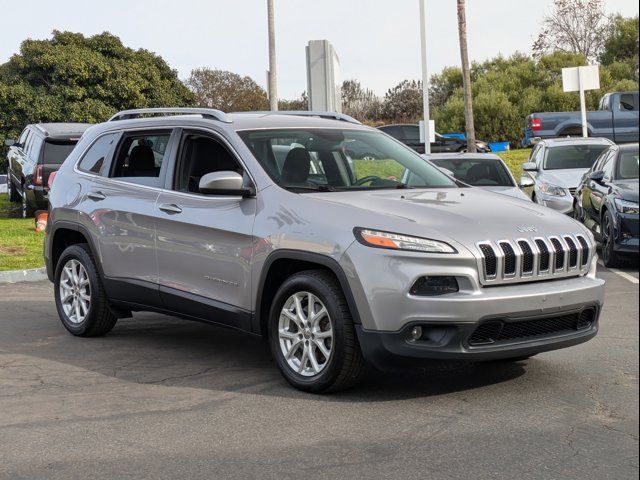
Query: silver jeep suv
45 108 605 392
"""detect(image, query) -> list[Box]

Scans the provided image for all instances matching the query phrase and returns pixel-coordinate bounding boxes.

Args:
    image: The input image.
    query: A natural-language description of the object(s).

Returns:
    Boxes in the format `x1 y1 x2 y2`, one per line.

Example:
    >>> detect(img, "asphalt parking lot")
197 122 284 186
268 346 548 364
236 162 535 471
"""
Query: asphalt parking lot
0 263 638 480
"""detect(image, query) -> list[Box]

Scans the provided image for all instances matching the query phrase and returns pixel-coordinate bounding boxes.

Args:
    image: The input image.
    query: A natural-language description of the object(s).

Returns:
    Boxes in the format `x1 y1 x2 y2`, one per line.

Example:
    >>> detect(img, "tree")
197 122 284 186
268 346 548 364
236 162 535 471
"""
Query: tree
341 79 382 121
278 92 308 111
457 0 477 152
532 0 608 62
381 80 423 123
0 30 194 170
600 15 639 81
186 68 269 112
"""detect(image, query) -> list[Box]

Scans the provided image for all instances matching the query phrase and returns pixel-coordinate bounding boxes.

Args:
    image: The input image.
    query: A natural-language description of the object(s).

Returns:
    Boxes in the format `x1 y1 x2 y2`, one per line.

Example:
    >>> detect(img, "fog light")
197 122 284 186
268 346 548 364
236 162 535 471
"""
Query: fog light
409 276 459 296
410 326 423 341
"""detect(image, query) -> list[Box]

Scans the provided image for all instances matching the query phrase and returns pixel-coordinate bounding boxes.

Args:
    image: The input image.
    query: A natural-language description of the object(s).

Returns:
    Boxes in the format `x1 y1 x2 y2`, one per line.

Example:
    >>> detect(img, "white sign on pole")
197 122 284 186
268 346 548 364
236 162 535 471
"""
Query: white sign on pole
419 120 436 144
562 65 600 138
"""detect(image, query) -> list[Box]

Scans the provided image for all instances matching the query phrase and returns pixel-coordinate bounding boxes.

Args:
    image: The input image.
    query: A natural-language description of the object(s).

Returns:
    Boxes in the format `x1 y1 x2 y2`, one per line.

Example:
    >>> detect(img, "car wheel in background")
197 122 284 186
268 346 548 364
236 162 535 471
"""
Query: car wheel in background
269 270 365 393
54 244 118 337
21 189 34 218
601 210 621 268
359 153 379 161
7 172 20 202
573 200 585 222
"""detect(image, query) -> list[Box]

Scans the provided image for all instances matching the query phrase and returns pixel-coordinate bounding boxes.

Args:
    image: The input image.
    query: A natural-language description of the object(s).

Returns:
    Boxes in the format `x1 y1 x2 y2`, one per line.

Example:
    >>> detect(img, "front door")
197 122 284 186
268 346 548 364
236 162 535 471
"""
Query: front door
155 129 256 330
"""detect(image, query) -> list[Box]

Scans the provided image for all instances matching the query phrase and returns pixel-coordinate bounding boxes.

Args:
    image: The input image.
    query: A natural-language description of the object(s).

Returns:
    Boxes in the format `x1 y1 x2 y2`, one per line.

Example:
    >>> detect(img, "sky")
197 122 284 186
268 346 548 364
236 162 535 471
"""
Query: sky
1 0 638 99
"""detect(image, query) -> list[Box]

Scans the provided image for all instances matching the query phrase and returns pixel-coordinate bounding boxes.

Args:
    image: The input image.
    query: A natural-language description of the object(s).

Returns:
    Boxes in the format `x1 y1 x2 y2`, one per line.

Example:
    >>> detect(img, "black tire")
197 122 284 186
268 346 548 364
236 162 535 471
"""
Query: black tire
572 200 584 222
601 210 622 268
21 189 34 218
54 244 118 337
268 270 365 393
7 172 20 202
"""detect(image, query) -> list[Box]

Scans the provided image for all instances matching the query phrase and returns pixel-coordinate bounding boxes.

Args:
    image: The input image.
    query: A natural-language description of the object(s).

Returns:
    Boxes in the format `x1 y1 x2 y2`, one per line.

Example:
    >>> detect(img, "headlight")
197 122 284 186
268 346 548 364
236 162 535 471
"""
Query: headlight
615 198 639 215
354 228 456 253
539 182 567 197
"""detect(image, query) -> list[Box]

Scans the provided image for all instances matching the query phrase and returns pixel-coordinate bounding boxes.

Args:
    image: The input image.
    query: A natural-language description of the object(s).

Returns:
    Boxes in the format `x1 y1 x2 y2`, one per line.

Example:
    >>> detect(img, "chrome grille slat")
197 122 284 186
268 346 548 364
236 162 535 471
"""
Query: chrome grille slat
477 234 592 286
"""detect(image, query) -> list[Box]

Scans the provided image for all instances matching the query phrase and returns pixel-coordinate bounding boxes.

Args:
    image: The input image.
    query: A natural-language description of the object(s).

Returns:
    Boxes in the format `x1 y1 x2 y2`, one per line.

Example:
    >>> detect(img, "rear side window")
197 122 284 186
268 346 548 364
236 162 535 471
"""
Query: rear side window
42 140 78 165
111 132 171 179
619 93 638 111
78 133 117 174
29 136 44 160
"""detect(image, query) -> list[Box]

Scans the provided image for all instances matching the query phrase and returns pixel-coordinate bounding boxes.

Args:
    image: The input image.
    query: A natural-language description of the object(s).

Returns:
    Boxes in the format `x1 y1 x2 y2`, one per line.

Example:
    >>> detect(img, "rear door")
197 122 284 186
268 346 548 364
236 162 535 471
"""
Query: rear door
155 128 257 330
84 128 176 304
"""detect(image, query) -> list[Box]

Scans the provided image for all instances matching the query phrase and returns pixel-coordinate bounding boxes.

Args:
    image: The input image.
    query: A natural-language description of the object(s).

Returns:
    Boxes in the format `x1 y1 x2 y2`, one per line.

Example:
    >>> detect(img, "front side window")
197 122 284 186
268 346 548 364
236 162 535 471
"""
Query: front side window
239 128 457 192
78 133 117 174
617 150 639 180
173 132 243 194
429 158 514 187
619 93 638 111
18 129 30 146
111 131 171 179
543 145 609 170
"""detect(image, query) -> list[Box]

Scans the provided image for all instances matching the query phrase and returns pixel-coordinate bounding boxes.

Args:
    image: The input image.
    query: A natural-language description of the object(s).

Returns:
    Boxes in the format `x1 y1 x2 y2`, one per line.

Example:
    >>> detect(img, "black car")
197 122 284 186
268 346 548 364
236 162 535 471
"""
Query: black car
377 124 490 153
6 123 91 216
574 143 639 267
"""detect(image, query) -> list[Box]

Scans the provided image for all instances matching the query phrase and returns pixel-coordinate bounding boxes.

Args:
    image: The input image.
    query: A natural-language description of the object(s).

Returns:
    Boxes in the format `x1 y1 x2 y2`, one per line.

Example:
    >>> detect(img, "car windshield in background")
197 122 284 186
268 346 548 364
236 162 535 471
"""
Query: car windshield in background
430 158 514 187
544 145 609 170
238 129 457 192
618 150 639 179
43 140 78 164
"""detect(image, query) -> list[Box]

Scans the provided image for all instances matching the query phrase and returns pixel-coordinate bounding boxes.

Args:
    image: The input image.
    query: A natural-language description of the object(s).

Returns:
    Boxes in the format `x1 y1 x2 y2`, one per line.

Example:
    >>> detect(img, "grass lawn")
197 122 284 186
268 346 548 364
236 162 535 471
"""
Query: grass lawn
497 149 532 179
0 194 45 271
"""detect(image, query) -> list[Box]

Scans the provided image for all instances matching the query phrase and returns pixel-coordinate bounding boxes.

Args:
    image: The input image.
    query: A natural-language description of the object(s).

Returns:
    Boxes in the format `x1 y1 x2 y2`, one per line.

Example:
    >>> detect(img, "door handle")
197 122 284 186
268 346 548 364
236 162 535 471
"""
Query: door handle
87 191 106 201
158 203 182 214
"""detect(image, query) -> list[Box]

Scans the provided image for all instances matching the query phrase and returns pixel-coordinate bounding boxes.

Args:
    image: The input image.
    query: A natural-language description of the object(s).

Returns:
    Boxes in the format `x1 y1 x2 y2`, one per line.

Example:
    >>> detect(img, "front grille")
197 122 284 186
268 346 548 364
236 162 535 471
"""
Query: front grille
468 308 596 346
478 234 591 285
500 242 516 275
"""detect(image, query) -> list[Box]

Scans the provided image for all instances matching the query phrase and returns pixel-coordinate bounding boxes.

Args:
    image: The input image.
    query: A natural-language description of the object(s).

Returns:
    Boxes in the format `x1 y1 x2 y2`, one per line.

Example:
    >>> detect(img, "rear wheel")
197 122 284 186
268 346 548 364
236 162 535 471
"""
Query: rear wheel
21 189 34 218
54 244 118 337
601 210 622 268
269 270 365 393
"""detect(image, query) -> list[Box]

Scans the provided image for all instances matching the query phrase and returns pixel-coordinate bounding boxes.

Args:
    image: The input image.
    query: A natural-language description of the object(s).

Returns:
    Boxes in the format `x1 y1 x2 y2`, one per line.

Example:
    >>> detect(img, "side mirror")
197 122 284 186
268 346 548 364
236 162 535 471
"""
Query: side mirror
530 137 542 146
589 170 605 183
438 167 456 178
198 171 253 197
519 175 535 188
522 162 538 172
4 139 16 147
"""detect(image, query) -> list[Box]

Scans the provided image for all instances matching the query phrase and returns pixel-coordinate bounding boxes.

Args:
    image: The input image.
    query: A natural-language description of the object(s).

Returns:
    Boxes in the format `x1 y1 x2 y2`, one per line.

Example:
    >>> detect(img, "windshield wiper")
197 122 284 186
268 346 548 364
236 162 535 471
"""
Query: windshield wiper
286 184 336 193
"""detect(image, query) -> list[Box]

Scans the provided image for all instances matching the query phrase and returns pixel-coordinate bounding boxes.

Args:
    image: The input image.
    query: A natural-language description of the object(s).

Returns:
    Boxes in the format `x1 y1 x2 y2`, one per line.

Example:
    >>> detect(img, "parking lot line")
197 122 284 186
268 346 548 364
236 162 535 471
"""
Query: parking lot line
599 261 639 284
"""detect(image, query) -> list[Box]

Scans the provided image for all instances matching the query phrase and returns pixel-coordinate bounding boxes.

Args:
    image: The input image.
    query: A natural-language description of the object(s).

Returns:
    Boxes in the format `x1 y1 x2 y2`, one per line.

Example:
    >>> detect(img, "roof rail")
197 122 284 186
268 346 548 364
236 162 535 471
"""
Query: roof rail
234 110 362 125
108 108 232 123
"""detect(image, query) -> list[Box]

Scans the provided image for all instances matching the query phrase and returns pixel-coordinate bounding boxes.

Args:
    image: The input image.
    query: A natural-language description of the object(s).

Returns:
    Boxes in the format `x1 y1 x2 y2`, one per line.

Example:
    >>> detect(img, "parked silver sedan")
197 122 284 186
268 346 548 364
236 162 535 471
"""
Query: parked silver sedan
405 153 532 201
521 137 613 214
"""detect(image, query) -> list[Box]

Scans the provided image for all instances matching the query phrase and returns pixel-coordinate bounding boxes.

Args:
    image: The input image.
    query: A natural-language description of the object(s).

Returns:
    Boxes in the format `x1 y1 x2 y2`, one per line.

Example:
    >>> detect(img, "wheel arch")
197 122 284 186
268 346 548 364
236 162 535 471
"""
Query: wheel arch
49 222 102 282
254 250 361 337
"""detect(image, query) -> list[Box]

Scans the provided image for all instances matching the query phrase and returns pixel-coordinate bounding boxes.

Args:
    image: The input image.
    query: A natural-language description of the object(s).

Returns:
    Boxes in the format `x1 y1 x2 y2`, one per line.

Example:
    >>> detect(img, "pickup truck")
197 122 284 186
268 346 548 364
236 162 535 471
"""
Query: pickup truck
523 91 639 146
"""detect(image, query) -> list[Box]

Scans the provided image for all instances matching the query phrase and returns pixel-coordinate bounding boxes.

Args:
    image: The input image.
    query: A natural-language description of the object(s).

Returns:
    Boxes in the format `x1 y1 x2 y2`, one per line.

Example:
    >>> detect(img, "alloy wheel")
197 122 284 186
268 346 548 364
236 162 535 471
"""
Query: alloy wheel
278 291 333 377
59 259 91 324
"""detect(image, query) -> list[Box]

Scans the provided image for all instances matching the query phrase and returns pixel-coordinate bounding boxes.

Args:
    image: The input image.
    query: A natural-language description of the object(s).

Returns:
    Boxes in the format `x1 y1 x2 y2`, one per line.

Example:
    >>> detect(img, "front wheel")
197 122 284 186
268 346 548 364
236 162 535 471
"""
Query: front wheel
269 270 365 393
54 244 118 337
7 171 20 202
601 210 622 268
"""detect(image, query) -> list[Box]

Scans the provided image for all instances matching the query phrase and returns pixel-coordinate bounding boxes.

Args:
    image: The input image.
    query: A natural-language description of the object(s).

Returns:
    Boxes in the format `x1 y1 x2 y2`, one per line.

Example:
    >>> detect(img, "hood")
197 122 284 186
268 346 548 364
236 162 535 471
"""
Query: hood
612 179 639 203
539 168 589 189
480 185 531 201
307 187 587 250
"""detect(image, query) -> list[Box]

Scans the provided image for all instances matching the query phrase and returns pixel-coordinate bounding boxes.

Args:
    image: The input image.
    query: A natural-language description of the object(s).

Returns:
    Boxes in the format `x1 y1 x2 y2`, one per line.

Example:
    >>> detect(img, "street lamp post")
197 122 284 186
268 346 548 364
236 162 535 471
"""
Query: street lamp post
267 0 278 111
419 0 431 154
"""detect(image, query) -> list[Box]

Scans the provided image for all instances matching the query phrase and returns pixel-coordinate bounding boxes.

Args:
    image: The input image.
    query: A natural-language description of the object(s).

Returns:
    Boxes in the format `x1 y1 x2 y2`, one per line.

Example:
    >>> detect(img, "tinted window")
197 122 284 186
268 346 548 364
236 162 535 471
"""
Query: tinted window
239 128 456 191
430 157 514 187
29 136 44 160
402 125 421 143
111 132 170 179
78 134 117 174
43 140 78 164
379 126 403 140
601 156 615 180
619 93 638 111
544 145 609 170
173 133 243 193
618 149 639 180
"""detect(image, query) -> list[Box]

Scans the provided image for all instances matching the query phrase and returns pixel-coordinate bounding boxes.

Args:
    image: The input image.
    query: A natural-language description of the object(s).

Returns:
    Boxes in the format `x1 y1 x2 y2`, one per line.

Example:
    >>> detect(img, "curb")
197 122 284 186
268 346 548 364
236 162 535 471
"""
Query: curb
0 267 48 284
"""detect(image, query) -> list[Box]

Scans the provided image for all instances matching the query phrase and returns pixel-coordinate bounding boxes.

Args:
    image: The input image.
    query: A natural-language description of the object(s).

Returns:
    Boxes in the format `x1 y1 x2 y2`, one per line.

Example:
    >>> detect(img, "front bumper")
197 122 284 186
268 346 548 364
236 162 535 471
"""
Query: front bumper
615 212 639 253
536 193 574 214
356 304 599 368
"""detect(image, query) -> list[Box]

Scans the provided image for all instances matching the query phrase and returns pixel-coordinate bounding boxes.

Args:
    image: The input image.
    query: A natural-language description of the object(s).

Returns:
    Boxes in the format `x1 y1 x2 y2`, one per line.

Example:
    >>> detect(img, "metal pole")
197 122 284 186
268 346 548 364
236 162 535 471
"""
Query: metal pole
578 68 588 137
419 0 431 154
267 0 278 111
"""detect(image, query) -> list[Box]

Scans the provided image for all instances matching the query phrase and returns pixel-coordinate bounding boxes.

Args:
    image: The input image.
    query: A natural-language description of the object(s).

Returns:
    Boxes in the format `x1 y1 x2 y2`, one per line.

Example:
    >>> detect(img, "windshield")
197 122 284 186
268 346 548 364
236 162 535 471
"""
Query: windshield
43 140 78 165
429 157 514 187
238 129 457 191
618 149 639 179
544 145 609 170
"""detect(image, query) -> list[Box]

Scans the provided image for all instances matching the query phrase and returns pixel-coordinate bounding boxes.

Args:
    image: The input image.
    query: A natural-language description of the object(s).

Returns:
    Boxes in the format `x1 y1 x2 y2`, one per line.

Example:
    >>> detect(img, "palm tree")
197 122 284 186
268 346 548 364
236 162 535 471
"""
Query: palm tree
457 0 477 152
